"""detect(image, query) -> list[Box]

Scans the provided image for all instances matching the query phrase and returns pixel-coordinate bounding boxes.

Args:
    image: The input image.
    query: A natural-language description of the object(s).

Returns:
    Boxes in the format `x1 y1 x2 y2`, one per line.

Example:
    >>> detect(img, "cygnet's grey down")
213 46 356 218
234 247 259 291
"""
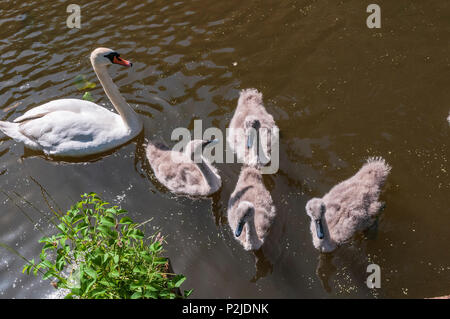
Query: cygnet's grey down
146 139 221 196
227 165 277 251
305 157 391 253
227 88 279 165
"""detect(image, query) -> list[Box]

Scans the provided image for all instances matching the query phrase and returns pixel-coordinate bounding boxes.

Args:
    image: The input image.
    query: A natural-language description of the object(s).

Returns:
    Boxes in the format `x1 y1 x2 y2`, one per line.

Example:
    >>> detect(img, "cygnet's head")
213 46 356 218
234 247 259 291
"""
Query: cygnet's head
305 198 326 240
234 201 255 237
90 47 132 68
244 116 261 149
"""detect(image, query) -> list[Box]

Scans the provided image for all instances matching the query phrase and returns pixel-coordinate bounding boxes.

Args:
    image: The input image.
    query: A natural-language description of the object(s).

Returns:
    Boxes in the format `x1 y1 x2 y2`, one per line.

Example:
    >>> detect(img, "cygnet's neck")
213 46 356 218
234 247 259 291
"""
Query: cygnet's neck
195 156 220 188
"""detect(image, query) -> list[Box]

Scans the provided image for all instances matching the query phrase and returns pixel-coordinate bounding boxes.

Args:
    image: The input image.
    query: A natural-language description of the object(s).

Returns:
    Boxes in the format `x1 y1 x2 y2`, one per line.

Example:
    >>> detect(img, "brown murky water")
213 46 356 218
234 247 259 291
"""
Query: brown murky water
0 0 449 298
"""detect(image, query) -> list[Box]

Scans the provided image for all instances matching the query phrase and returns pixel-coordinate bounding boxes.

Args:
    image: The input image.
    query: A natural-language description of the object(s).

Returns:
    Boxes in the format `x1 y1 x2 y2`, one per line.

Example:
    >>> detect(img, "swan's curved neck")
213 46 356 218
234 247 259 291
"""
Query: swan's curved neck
196 158 219 187
315 216 336 252
247 128 260 166
245 216 262 248
92 62 141 130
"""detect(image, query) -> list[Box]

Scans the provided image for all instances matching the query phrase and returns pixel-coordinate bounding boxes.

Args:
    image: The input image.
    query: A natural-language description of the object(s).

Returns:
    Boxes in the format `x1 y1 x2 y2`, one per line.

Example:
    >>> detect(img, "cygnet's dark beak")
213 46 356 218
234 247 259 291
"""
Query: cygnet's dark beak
247 133 254 149
235 222 245 237
315 219 324 239
203 138 219 147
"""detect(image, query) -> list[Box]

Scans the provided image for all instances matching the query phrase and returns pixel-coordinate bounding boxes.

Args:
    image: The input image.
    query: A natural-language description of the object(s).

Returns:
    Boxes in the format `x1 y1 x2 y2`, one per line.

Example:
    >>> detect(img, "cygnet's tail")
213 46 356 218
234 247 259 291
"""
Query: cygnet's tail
364 156 392 181
238 88 263 108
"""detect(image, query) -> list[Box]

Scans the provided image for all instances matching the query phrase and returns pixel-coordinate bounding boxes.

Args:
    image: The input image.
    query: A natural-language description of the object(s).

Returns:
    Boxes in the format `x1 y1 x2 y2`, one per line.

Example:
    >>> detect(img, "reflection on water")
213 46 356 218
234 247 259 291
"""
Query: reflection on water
1 0 449 298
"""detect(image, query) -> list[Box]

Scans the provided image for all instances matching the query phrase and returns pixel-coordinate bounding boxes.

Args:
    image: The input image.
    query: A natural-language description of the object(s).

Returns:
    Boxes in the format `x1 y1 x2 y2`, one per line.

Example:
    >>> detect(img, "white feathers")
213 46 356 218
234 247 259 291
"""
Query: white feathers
0 48 142 157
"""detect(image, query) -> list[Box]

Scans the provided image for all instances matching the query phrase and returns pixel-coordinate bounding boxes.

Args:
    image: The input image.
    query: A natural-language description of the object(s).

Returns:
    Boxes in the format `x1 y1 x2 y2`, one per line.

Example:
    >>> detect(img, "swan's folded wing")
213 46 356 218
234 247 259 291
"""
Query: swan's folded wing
13 99 100 123
18 109 118 150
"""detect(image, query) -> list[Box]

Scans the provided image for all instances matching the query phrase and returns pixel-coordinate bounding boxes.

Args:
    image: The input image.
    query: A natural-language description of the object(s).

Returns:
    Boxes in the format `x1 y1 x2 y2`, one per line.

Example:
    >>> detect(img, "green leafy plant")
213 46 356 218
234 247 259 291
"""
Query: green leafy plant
74 74 96 90
82 91 94 102
22 192 192 299
74 74 96 102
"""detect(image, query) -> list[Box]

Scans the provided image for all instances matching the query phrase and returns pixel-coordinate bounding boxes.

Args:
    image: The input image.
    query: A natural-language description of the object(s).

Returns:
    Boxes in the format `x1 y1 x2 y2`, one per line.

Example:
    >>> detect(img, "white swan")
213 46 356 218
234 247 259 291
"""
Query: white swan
0 47 143 157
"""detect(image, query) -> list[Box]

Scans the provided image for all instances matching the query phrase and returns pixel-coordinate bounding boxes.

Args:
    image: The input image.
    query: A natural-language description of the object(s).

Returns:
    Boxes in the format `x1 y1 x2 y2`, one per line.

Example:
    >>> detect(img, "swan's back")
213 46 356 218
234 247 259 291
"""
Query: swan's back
0 99 134 156
145 142 218 196
228 89 279 165
323 157 391 243
12 99 107 123
229 88 276 131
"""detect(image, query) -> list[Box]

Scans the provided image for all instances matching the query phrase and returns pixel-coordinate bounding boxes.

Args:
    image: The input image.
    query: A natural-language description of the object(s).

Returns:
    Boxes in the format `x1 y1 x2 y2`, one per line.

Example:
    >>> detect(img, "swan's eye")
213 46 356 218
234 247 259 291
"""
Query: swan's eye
104 52 132 67
104 52 119 63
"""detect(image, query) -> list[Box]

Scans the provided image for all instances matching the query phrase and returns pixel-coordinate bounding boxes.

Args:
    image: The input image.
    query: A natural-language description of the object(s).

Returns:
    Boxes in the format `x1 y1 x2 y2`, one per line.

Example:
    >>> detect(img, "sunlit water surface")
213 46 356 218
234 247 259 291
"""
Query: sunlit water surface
0 0 449 298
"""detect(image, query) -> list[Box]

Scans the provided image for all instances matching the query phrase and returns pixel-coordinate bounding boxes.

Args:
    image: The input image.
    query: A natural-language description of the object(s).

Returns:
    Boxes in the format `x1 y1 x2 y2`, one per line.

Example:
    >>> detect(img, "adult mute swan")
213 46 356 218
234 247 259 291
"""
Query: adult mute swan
0 47 143 157
305 157 391 253
227 88 279 165
146 139 222 196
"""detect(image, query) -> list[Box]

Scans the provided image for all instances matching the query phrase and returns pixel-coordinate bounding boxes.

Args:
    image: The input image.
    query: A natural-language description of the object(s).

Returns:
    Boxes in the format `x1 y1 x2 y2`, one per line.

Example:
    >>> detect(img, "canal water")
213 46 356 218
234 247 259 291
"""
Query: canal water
0 0 449 298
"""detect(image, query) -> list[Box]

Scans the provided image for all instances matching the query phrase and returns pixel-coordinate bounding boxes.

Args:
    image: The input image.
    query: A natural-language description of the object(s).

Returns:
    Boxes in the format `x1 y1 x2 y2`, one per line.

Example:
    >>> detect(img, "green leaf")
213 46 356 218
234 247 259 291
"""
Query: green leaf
97 225 114 237
72 214 85 224
57 223 68 233
90 288 107 298
153 257 167 265
38 236 51 243
74 74 96 90
100 216 115 228
56 259 65 271
42 242 55 251
130 282 143 291
150 242 162 252
174 276 186 288
129 229 144 240
83 92 94 102
144 284 158 292
119 217 134 225
102 252 110 264
84 267 97 280
132 265 146 275
43 270 55 280
98 279 115 287
131 291 142 299
70 288 81 296
144 290 158 299
85 278 96 293
22 264 30 274
41 259 54 269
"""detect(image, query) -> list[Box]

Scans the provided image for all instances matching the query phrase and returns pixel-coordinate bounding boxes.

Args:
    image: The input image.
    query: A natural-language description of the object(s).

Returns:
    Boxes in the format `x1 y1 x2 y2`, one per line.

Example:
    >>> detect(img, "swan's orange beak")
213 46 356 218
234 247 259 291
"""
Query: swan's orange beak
112 56 132 67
